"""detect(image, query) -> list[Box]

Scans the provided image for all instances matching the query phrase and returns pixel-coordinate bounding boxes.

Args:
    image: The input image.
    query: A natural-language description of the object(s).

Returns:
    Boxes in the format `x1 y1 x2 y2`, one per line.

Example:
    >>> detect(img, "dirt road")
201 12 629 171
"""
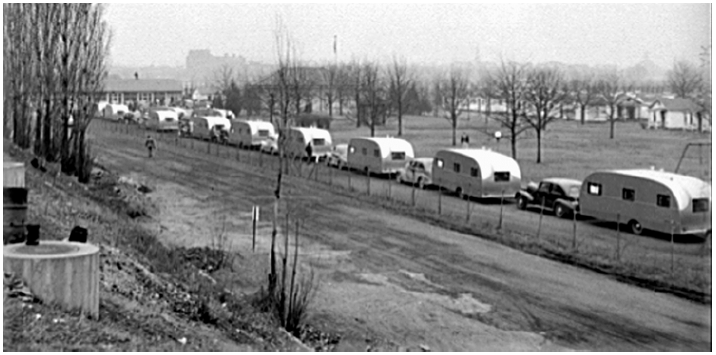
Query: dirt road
88 121 711 351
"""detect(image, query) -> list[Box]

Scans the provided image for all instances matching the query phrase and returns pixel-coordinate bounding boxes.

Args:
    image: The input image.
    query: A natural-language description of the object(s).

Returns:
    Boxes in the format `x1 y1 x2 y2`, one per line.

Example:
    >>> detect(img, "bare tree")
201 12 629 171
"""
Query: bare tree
359 61 387 137
388 56 412 136
436 67 470 146
595 71 629 139
321 64 339 117
523 67 565 163
487 61 530 158
569 71 598 125
667 61 704 99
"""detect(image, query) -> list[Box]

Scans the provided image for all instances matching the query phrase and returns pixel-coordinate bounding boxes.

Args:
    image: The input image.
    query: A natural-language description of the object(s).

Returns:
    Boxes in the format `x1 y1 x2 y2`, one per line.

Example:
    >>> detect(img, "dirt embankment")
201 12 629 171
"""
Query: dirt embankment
3 142 318 352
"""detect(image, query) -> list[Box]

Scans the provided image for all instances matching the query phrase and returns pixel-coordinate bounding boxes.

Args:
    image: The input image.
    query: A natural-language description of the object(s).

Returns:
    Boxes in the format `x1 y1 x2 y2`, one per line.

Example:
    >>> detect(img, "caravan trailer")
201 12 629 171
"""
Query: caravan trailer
285 127 332 161
189 116 230 141
432 148 521 199
579 169 711 237
102 103 129 121
347 137 415 175
144 108 179 132
229 120 276 149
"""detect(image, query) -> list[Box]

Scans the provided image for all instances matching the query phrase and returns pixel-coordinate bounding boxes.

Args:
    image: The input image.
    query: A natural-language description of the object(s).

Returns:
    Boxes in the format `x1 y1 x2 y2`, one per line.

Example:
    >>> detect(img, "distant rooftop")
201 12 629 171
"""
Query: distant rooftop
104 79 183 93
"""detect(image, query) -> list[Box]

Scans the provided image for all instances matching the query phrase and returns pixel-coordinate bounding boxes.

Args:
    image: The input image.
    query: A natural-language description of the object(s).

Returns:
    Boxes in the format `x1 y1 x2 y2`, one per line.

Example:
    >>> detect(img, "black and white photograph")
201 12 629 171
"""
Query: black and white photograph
3 2 712 352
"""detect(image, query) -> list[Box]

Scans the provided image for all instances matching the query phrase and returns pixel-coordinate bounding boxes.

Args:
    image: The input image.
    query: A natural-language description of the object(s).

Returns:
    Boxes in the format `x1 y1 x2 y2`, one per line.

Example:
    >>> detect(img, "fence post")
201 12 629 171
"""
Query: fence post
411 181 416 207
536 198 545 240
329 165 333 186
236 146 240 161
387 177 391 200
438 186 442 215
670 220 675 274
498 190 505 230
348 172 352 191
616 213 621 262
366 169 370 196
259 150 263 167
572 209 578 250
314 163 318 182
465 192 470 223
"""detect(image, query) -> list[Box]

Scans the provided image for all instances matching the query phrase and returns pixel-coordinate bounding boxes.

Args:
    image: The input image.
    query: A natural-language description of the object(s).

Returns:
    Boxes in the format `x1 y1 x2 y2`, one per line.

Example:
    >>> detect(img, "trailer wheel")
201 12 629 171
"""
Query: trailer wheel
517 196 528 210
456 187 466 200
629 220 643 235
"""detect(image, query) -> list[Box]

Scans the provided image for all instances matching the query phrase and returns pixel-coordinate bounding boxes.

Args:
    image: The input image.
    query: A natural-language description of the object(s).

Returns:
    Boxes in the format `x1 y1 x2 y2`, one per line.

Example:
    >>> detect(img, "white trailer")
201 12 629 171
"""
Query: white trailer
229 119 276 149
579 169 711 236
347 137 415 175
285 127 332 161
102 103 129 121
144 108 179 132
431 148 521 199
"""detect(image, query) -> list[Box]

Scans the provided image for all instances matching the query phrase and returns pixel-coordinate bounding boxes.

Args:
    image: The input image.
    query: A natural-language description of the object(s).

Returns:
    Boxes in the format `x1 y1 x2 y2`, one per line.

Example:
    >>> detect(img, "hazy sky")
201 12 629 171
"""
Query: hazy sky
105 3 711 69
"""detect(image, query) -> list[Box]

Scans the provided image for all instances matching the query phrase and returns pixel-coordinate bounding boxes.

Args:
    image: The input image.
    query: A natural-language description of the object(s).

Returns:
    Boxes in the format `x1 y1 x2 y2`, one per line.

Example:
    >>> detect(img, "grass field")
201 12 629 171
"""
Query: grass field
325 113 711 184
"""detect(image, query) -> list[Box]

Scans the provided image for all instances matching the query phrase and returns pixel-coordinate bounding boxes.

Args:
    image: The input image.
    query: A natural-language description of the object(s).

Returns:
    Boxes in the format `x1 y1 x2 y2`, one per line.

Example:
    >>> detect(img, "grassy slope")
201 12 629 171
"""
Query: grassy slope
2 141 310 352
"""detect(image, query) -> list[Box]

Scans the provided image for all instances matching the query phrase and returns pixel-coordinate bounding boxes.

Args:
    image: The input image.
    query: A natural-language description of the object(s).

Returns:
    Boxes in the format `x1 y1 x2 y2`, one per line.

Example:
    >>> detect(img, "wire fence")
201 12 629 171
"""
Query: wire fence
90 118 712 298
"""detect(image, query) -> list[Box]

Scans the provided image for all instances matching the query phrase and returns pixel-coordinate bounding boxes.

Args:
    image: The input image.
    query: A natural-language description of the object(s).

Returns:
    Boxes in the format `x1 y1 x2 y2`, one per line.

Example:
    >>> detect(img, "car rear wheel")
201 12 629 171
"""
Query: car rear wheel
517 196 528 210
555 204 567 218
629 220 643 235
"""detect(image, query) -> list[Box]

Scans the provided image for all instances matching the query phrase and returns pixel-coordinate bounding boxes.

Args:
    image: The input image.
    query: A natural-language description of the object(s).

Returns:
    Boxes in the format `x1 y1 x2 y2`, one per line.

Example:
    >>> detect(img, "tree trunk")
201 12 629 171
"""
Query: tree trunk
609 107 615 139
580 104 586 125
536 127 542 163
42 99 53 161
34 108 43 155
328 96 333 117
397 105 403 136
451 114 457 146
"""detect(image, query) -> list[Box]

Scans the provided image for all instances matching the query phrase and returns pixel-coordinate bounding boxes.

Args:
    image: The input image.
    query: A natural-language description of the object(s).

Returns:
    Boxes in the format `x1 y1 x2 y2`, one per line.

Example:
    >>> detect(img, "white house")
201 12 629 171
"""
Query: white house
647 98 709 131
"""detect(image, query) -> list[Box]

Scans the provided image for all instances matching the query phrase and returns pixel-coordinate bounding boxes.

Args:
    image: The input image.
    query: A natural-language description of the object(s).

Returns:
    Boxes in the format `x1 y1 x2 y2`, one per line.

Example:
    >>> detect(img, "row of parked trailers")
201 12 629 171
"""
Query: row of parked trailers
131 116 712 238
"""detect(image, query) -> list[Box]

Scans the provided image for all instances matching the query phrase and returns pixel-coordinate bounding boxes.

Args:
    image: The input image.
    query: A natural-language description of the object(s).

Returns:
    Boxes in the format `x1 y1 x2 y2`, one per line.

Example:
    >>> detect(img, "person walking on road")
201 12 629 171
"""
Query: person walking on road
145 135 157 158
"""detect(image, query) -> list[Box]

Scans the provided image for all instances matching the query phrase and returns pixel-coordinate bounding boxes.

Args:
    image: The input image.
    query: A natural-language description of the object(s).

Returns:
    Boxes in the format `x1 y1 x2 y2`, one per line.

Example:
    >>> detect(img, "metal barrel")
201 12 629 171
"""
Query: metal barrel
3 187 28 245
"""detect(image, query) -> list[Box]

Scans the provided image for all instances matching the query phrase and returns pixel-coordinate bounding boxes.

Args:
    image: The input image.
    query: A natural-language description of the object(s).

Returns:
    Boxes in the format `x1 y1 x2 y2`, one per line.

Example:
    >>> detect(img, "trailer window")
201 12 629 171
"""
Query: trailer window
622 188 635 201
312 138 325 146
258 129 269 137
453 163 461 173
587 182 601 196
470 167 479 177
361 147 367 155
391 152 405 160
494 172 510 182
693 198 709 213
657 194 671 208
435 158 444 169
374 149 380 158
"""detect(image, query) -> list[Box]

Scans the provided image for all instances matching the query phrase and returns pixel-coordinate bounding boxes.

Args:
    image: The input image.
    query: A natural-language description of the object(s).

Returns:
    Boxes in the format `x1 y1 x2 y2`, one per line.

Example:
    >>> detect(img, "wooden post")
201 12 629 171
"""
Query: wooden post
387 177 392 200
207 141 210 154
572 208 578 250
329 165 333 186
348 173 352 191
366 169 370 196
438 186 442 215
616 213 621 262
537 198 545 240
411 179 416 207
498 190 505 230
670 220 675 274
465 193 470 223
